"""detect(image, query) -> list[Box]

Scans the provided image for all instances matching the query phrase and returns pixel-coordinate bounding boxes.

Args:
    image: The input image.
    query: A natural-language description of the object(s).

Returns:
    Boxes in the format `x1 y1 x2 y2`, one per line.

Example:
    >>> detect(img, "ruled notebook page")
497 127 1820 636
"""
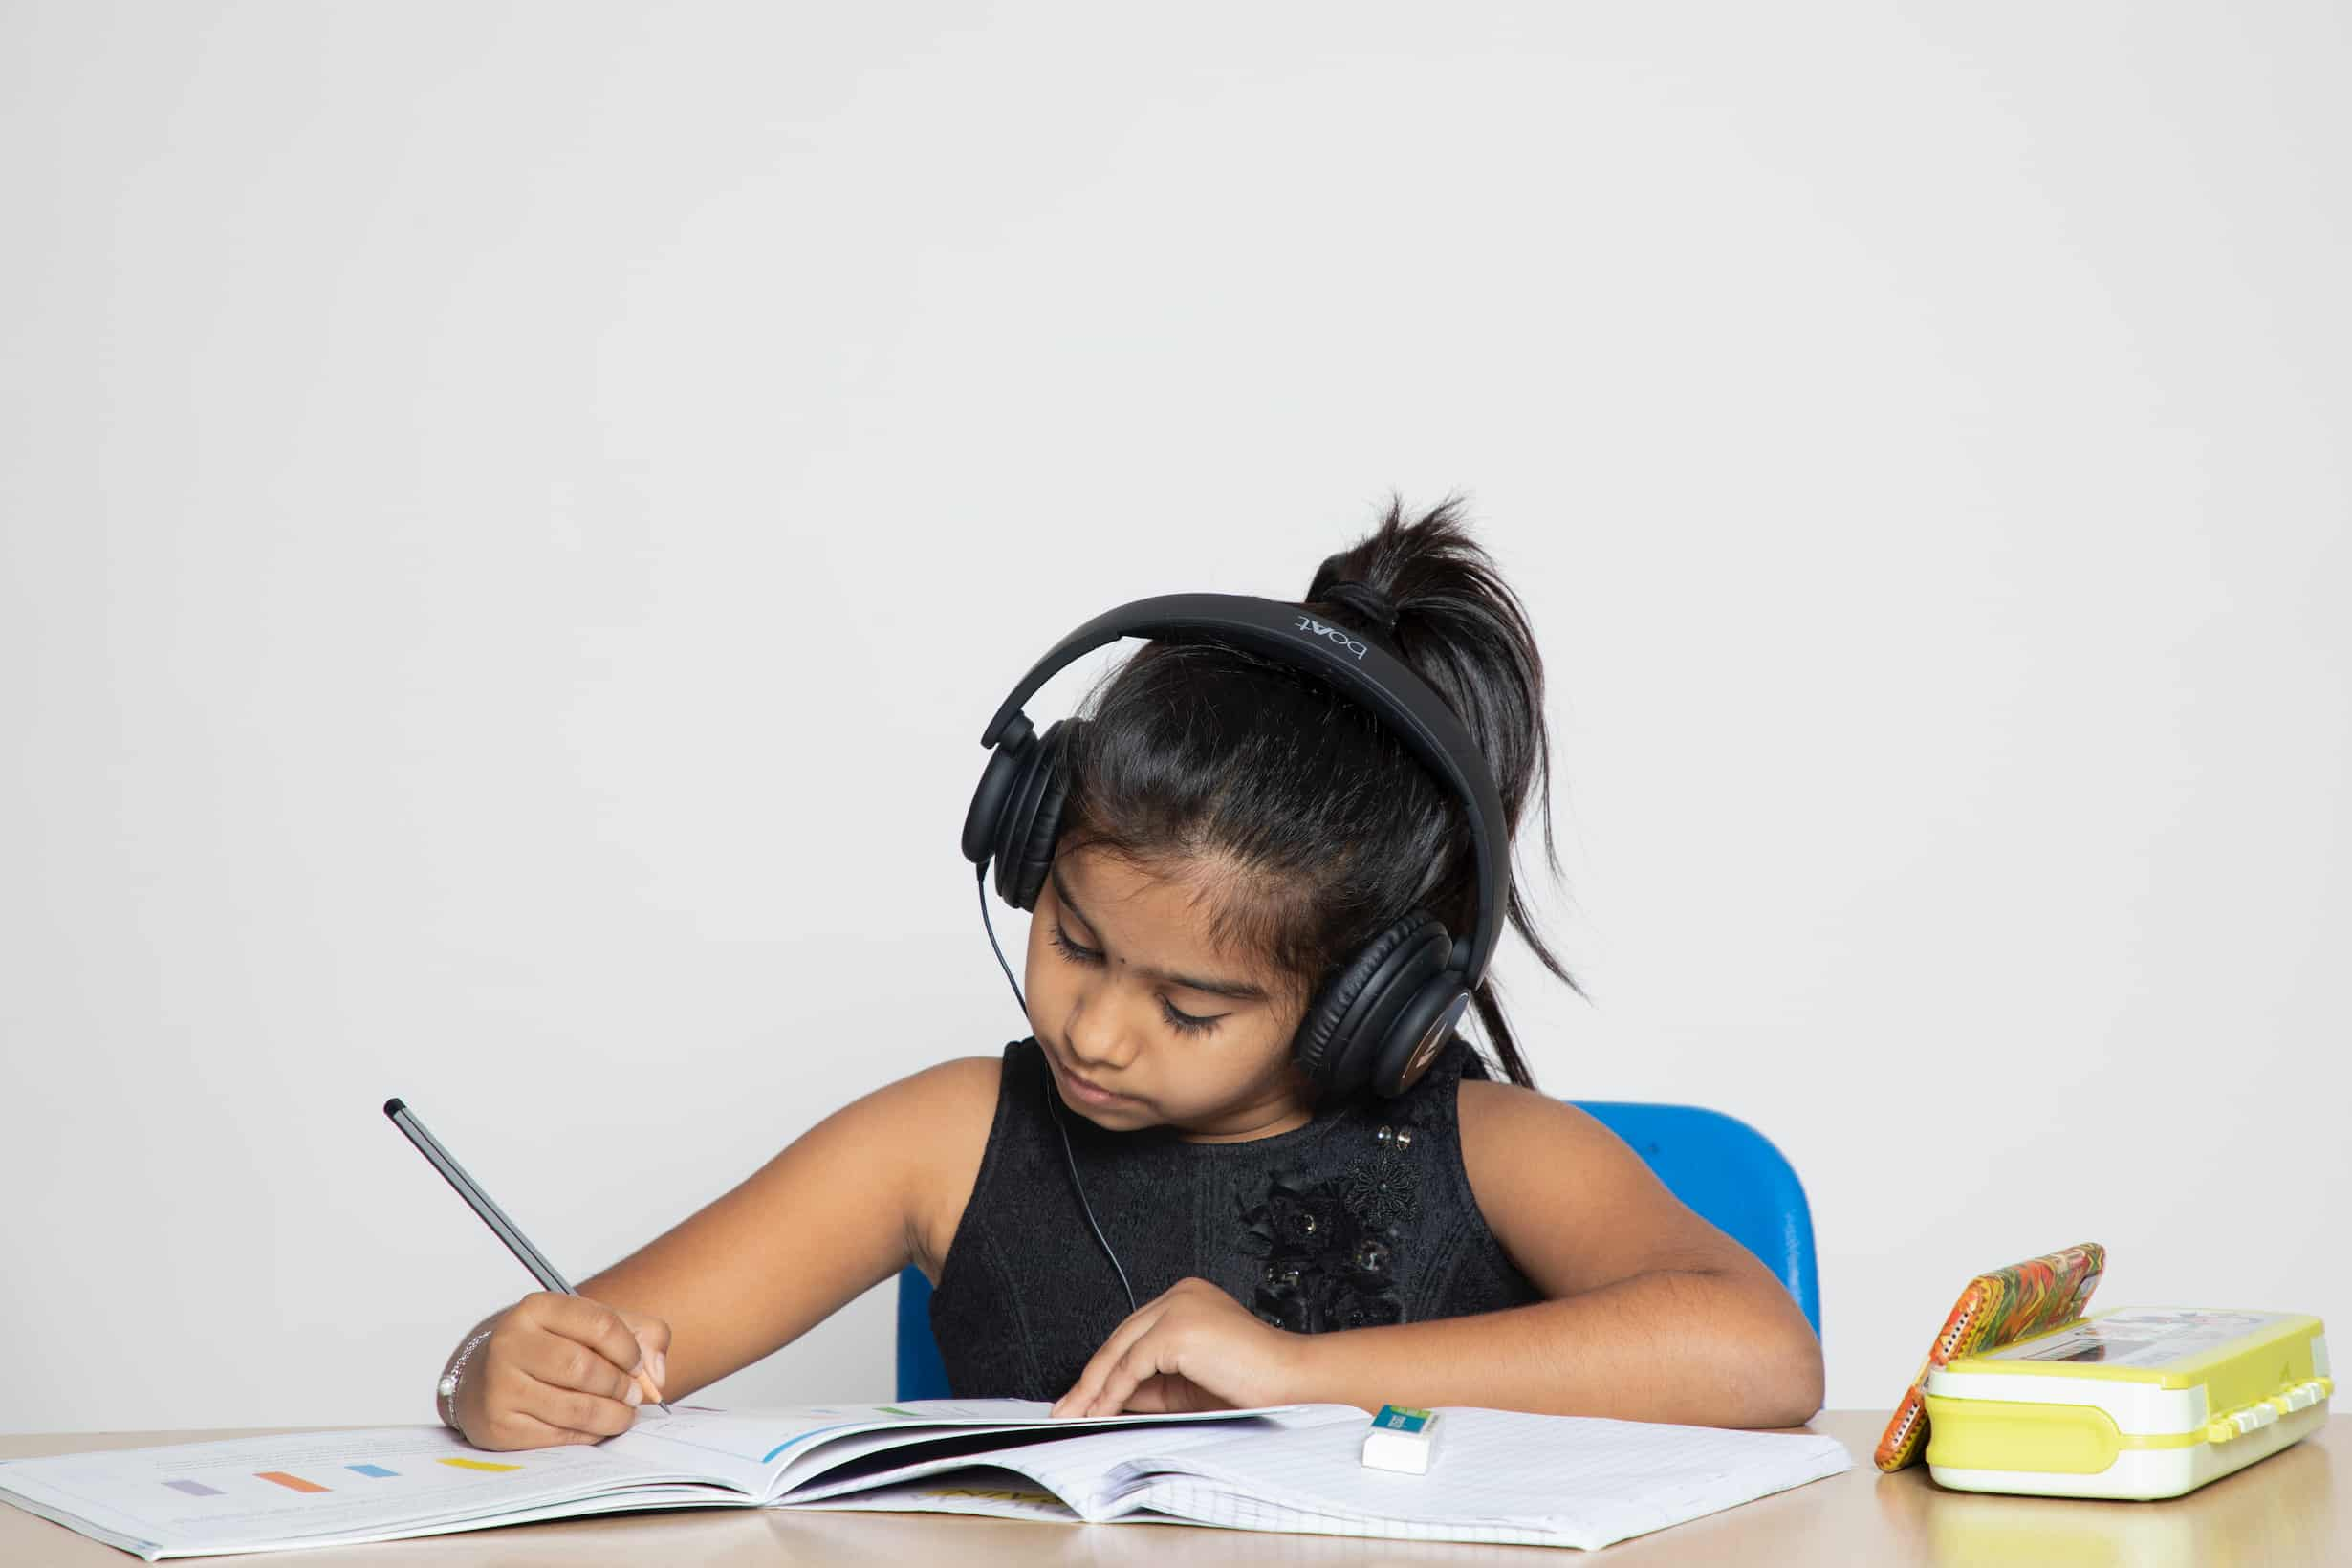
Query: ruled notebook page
1113 1408 1852 1550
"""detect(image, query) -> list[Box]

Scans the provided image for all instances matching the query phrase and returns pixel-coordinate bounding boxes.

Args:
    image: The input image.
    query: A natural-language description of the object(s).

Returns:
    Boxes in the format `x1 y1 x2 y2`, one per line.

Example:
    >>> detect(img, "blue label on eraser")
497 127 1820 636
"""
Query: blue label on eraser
1372 1405 1431 1433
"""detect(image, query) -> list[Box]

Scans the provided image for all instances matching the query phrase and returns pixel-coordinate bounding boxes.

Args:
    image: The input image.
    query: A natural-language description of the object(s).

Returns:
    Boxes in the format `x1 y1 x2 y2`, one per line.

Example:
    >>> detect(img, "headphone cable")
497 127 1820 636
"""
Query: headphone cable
976 863 1140 1317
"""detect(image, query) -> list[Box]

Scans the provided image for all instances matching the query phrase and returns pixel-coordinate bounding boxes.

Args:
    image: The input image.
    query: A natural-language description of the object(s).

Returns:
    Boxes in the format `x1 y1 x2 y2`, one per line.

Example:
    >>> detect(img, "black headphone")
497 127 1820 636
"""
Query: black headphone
960 592 1510 1100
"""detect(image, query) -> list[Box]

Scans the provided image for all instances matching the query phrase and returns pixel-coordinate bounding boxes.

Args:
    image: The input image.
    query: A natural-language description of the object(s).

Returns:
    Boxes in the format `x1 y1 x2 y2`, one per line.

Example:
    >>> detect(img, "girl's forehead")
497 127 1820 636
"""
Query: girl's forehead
1057 846 1216 932
1055 847 1289 989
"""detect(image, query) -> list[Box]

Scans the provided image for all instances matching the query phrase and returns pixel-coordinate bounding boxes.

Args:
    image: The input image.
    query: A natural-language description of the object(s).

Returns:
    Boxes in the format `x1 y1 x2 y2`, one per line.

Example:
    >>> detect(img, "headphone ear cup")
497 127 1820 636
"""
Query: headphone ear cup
1293 913 1452 1098
991 718 1072 911
1372 982 1472 1099
962 713 1035 868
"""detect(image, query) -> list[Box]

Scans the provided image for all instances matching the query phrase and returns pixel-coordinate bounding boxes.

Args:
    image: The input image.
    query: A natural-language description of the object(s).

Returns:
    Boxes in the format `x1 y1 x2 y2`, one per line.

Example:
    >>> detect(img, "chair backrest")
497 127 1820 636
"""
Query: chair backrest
895 1099 1818 1401
1575 1101 1819 1336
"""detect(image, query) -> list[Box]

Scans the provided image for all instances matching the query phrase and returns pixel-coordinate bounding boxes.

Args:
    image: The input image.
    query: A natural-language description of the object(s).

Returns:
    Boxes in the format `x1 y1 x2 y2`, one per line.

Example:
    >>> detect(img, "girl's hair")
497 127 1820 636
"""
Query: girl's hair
1056 496 1582 1091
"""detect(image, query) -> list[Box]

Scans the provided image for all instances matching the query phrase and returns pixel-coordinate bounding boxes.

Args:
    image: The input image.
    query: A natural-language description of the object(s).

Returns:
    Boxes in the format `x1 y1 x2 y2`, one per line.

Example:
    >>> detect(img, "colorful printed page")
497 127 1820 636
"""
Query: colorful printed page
0 1424 738 1561
0 1401 1300 1561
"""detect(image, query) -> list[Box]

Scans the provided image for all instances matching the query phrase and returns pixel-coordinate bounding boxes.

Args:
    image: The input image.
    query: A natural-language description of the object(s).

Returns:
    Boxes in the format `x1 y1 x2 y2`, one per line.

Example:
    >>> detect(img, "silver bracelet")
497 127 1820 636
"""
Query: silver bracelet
437 1329 495 1430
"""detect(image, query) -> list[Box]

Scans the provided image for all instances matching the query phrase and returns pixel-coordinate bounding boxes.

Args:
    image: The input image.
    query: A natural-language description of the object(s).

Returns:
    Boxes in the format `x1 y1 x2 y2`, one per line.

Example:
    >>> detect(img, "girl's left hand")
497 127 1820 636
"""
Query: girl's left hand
1051 1277 1307 1418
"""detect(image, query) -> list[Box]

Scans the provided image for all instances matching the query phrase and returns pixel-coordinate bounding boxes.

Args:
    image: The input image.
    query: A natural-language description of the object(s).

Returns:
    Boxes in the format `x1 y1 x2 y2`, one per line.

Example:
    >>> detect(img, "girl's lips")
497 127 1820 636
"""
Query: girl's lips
1048 1051 1138 1108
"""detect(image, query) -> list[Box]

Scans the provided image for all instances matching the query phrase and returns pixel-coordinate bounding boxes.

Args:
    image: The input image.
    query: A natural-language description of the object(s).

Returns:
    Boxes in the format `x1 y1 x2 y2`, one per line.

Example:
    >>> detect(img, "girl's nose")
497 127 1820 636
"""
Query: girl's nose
1062 991 1141 1073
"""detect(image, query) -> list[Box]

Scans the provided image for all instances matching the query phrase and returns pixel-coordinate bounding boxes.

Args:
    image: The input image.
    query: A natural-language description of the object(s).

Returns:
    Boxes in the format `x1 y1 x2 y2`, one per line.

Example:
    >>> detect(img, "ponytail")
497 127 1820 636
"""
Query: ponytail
1300 496 1583 1087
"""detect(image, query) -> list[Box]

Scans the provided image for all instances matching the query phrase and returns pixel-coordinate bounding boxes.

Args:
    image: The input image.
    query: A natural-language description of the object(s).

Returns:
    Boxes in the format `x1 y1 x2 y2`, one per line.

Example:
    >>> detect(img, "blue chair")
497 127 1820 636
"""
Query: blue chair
895 1100 1818 1400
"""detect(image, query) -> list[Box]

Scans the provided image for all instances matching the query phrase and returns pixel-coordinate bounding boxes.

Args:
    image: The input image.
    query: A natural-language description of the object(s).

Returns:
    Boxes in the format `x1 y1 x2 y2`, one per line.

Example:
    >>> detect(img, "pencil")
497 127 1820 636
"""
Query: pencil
383 1098 671 1414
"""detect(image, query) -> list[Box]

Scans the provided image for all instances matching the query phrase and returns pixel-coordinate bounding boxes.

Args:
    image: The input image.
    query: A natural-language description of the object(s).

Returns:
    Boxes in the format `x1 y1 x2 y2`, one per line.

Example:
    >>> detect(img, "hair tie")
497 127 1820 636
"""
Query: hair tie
1319 580 1401 636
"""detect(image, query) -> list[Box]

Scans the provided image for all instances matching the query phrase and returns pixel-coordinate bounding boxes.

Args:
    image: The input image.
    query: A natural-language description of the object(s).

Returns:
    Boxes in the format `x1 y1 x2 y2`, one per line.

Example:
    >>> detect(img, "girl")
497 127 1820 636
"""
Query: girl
436 501 1825 1450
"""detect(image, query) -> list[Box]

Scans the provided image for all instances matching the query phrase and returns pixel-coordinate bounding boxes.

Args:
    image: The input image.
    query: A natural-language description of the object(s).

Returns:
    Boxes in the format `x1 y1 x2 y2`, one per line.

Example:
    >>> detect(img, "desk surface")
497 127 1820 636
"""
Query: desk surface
3 1412 2341 1564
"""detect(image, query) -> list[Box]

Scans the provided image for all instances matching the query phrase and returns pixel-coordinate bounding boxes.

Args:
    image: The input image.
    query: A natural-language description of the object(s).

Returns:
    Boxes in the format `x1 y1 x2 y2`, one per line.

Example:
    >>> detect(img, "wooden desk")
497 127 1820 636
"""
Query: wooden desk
3 1412 2341 1564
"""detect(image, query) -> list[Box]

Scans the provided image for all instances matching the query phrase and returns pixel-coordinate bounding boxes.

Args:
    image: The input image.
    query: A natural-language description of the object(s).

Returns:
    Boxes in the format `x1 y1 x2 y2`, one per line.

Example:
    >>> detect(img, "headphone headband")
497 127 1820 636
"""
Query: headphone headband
977 592 1509 987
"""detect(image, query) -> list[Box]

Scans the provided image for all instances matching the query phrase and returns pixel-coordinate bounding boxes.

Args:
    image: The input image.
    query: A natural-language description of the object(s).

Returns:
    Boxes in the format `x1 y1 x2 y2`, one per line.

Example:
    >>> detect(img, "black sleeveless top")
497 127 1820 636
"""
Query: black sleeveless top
929 1034 1546 1400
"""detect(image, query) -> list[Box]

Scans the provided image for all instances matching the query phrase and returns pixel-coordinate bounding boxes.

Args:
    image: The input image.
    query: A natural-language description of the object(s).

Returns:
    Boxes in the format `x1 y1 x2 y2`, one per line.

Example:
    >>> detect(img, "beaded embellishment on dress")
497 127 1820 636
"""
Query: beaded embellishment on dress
1239 1122 1420 1333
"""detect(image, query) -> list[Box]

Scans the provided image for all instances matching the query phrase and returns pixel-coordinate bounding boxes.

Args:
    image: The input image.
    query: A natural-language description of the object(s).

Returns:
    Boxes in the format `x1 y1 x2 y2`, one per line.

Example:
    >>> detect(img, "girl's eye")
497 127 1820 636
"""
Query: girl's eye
1158 997 1219 1035
1051 923 1226 1037
1049 922 1104 967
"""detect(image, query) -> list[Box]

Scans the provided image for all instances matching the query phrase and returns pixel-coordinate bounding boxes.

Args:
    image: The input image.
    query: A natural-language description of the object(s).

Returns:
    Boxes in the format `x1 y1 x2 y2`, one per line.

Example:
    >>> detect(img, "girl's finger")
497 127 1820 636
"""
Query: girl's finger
510 1331 636 1405
533 1296 652 1382
617 1308 673 1356
629 1325 668 1400
514 1368 639 1439
1051 1302 1166 1417
476 1407 610 1451
1087 1331 1174 1419
1121 1372 1196 1414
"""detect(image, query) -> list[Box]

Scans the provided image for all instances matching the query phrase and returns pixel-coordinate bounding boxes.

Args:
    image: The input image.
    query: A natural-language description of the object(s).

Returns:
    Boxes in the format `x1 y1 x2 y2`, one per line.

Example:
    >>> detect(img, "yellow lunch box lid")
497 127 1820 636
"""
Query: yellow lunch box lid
1937 1308 2324 1402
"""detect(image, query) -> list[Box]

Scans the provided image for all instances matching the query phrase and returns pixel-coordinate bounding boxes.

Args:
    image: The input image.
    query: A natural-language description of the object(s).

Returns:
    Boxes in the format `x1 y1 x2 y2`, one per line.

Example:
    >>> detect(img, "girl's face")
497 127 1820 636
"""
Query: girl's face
1026 844 1316 1142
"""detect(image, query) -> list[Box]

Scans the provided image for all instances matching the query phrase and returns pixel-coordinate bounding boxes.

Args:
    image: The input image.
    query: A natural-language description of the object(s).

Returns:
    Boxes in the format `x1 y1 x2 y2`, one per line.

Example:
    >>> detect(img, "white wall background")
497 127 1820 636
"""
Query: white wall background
4 1 2346 1434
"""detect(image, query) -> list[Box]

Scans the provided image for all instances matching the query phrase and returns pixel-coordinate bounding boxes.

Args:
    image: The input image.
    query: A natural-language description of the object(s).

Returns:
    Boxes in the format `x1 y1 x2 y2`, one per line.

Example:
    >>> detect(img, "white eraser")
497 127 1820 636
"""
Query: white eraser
1360 1405 1441 1474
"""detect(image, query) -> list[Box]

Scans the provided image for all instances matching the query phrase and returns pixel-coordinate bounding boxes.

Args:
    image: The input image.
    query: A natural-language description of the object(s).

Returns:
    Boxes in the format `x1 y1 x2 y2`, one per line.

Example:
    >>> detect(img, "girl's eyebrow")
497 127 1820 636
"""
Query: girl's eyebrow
1049 863 1270 1003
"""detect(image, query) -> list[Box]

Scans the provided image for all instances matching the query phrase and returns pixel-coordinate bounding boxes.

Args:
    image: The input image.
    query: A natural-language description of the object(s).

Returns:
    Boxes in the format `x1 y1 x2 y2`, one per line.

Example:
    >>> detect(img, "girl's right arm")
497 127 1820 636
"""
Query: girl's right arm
444 1055 1000 1450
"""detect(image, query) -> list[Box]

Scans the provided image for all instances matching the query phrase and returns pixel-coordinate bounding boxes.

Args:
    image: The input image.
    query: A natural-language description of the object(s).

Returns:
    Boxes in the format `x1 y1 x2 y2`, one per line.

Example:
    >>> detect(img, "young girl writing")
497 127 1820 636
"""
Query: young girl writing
435 501 1825 1450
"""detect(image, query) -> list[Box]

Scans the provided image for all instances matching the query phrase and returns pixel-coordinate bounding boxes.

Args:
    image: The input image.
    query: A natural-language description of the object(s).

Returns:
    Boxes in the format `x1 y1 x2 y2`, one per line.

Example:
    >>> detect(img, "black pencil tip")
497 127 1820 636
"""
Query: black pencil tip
383 1097 405 1119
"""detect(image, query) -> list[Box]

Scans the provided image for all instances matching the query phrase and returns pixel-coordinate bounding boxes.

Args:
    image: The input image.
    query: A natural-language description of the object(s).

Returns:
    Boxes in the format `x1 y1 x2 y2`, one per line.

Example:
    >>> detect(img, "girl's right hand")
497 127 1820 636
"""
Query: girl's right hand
451 1293 671 1450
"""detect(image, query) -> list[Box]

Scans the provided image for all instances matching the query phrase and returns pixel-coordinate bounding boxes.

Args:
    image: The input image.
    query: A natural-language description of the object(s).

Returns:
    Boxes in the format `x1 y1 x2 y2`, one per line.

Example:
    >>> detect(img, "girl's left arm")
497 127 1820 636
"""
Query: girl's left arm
1053 1082 1823 1427
1296 1080 1823 1426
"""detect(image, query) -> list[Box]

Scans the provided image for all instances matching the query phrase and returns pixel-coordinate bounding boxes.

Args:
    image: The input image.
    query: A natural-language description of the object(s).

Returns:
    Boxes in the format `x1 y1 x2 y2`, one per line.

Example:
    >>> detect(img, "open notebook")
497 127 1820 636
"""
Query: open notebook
0 1400 1852 1558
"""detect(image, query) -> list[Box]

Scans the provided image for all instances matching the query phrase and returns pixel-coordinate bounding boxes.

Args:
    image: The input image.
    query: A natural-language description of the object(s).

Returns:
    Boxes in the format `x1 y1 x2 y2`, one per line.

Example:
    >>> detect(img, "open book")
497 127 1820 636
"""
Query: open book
0 1399 1852 1558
